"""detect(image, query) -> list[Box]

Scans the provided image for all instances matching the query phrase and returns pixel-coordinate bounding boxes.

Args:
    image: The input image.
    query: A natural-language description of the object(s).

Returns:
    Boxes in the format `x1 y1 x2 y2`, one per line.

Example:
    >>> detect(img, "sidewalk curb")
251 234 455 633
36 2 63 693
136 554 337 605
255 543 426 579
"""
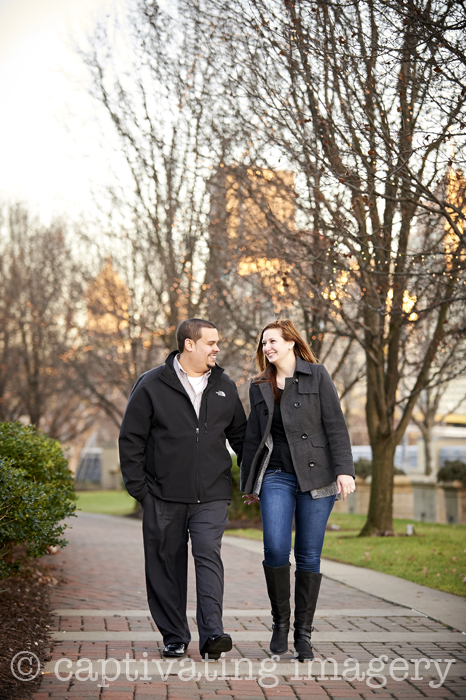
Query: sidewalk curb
223 536 466 632
51 630 466 642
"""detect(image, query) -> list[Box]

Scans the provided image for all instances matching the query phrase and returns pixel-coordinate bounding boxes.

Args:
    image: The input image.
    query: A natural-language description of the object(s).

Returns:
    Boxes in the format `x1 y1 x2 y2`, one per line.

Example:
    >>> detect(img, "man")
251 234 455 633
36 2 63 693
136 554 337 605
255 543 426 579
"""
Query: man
119 319 246 660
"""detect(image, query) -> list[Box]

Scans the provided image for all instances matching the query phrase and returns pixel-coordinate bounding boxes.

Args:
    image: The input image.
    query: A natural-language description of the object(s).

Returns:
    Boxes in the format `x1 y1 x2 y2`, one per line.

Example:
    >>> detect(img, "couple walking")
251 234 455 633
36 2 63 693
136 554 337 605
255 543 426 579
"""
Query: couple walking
119 318 355 662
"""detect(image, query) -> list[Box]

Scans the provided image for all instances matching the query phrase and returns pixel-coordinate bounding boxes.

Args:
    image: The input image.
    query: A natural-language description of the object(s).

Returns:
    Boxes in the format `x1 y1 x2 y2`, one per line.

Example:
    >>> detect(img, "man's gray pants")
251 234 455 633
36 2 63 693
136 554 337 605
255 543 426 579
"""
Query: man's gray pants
141 494 229 649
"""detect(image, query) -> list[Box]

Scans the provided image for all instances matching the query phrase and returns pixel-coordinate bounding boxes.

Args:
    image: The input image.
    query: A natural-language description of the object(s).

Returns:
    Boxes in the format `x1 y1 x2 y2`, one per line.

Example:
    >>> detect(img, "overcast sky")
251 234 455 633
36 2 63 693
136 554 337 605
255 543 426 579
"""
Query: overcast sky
0 0 127 223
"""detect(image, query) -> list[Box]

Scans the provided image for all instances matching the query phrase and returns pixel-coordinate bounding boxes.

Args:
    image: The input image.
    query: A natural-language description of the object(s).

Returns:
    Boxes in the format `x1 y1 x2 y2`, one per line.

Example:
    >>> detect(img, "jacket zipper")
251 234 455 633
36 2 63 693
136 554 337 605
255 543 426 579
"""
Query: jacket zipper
163 367 216 503
195 425 200 502
196 391 211 501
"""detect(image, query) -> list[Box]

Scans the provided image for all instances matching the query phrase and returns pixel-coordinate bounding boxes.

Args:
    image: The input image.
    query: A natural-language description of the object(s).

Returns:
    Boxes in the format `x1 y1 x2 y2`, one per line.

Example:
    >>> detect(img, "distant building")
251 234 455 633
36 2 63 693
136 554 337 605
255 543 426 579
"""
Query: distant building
75 418 121 490
208 166 299 314
87 258 129 336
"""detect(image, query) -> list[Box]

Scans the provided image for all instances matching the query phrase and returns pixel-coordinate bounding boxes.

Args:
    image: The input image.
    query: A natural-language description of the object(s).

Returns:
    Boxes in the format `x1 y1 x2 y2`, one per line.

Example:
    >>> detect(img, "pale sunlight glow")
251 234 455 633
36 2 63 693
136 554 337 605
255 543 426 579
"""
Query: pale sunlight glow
0 0 129 222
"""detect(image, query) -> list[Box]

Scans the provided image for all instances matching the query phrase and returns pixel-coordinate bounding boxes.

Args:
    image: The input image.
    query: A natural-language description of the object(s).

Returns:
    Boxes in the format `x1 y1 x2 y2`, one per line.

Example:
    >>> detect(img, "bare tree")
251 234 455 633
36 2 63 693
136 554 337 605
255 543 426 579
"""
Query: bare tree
63 254 168 427
0 204 97 441
206 164 365 396
388 0 466 70
77 0 248 346
212 0 466 533
0 209 22 423
69 0 274 413
409 313 466 475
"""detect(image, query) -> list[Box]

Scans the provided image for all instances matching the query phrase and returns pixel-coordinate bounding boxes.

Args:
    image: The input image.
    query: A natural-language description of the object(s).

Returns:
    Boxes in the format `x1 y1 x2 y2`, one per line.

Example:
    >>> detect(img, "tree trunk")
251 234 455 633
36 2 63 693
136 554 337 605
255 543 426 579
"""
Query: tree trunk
416 391 437 477
359 437 396 536
424 431 432 477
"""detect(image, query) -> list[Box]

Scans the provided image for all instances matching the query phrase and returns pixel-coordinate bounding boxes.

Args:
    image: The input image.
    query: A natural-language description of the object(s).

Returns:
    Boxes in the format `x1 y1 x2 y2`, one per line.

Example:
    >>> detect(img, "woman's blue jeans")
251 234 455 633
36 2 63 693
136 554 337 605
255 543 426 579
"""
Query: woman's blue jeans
260 470 335 573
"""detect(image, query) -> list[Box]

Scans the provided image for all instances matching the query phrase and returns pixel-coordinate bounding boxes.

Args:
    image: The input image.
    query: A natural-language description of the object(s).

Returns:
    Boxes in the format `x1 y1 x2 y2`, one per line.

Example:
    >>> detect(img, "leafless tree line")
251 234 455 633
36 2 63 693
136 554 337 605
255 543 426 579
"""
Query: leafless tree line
0 205 99 441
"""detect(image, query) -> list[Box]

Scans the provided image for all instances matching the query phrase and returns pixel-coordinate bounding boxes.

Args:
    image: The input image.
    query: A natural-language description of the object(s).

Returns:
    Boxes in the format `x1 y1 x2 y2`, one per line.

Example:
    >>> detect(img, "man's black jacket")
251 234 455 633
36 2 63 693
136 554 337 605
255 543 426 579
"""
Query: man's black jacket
118 350 247 503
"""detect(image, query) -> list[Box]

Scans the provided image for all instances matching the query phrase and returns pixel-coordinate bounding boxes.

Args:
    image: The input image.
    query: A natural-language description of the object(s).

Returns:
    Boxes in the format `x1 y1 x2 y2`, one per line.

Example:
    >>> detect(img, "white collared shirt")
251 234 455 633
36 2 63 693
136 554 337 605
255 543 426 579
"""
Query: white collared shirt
173 354 211 418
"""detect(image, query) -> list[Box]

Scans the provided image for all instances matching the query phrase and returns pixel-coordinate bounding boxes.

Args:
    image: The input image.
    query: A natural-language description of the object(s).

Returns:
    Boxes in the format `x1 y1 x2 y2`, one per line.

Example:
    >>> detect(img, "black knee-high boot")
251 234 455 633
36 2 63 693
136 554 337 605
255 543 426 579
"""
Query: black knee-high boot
263 562 291 655
293 570 322 661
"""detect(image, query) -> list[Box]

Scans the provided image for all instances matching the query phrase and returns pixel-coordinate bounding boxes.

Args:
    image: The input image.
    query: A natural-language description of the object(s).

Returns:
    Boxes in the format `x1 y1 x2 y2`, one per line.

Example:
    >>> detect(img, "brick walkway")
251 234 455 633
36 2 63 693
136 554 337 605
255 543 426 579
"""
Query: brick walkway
31 512 466 700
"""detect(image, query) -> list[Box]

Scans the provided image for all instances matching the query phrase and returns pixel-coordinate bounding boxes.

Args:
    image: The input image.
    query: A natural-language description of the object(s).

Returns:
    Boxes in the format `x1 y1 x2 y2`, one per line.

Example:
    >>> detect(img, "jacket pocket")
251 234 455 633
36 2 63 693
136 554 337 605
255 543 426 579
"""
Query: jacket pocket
310 432 329 447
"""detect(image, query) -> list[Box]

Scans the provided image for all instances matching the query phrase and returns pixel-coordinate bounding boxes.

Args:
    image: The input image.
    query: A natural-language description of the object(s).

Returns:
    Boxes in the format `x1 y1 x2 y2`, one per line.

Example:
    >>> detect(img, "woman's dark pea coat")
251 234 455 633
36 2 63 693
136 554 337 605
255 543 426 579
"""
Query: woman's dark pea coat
240 357 355 495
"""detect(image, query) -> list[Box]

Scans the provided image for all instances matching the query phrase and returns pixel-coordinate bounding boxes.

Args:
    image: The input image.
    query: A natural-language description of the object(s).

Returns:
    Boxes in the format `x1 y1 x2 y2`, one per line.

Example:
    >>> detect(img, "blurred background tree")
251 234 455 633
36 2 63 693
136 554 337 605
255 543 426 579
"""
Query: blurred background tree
209 0 466 533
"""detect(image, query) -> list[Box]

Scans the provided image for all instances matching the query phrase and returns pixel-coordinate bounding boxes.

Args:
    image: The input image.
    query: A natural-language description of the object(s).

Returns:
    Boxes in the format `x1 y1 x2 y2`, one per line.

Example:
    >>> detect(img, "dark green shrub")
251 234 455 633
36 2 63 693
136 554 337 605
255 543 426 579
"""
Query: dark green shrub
0 422 76 578
354 457 405 479
354 457 372 480
0 422 75 494
0 459 74 577
437 460 466 485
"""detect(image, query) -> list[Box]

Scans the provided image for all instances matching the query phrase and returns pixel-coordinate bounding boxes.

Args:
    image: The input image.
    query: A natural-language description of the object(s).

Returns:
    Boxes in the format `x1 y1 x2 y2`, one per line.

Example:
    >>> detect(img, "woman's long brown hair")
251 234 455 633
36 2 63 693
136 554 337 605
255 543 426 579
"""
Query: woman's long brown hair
253 319 318 403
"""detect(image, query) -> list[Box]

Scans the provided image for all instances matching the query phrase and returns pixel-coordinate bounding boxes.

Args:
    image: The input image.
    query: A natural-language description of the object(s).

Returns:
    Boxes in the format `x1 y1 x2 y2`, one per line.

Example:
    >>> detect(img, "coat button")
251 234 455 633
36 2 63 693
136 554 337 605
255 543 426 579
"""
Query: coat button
309 460 316 467
293 378 298 384
294 402 301 408
264 409 268 415
301 433 308 439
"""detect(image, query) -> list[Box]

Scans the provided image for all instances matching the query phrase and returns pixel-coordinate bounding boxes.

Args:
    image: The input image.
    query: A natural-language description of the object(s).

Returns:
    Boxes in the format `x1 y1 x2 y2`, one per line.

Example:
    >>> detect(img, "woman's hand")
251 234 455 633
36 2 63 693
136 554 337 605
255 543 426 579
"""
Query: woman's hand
337 474 356 501
242 494 260 506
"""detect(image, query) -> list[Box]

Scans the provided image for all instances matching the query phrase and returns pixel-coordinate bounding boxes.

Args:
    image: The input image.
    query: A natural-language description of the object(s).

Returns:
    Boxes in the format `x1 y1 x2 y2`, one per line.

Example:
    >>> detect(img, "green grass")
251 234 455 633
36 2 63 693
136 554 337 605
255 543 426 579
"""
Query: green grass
225 528 263 540
76 490 137 516
227 512 466 597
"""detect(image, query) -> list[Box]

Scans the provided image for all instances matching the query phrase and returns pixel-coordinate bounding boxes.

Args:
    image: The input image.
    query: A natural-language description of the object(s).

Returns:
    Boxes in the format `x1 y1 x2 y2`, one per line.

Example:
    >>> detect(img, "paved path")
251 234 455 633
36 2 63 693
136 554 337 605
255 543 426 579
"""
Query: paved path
33 512 466 700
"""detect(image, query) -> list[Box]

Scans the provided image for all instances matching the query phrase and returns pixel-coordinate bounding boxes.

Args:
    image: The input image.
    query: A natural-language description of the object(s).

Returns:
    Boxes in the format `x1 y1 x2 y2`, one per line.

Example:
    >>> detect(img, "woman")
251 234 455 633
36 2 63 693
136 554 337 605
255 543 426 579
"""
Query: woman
241 320 355 661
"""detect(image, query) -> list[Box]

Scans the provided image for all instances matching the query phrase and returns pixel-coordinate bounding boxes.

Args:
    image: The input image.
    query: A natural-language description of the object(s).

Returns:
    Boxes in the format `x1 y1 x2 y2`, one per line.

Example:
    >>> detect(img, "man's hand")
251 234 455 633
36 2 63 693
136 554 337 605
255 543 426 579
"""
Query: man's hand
242 494 260 506
337 474 356 501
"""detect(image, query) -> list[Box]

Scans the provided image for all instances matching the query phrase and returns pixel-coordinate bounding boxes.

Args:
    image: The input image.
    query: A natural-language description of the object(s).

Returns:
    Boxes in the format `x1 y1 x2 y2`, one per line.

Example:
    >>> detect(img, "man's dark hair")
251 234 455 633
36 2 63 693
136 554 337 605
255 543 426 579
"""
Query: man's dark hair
177 318 217 353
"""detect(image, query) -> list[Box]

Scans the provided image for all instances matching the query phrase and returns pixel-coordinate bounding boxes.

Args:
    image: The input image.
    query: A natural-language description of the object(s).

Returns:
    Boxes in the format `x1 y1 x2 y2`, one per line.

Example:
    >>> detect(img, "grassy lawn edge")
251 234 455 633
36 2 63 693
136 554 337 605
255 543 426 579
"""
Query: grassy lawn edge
75 490 137 516
227 513 466 598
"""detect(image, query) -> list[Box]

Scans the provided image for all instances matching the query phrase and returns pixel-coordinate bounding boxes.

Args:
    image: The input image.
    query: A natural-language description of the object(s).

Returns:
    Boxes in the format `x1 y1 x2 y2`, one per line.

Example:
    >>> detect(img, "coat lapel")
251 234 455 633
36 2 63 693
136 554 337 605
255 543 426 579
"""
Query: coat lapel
295 356 317 394
258 381 275 413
